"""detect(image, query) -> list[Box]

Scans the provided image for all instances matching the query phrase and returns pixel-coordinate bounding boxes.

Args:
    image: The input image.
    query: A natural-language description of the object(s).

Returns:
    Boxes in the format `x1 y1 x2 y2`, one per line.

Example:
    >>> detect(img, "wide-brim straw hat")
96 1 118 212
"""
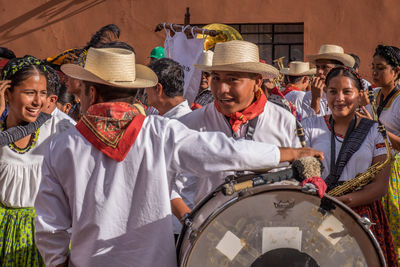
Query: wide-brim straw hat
280 61 316 76
306 44 355 67
61 47 158 88
194 40 279 78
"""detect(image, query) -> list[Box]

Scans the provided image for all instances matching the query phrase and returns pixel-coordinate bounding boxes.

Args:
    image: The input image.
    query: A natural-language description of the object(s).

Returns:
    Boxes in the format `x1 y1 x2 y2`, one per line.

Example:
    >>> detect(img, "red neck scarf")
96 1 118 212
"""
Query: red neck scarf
76 102 145 162
282 85 301 96
214 89 267 133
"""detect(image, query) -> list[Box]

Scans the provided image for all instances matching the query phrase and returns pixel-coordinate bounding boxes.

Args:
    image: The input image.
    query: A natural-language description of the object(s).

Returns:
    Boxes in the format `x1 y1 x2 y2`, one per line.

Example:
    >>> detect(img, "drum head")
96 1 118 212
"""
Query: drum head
180 185 385 267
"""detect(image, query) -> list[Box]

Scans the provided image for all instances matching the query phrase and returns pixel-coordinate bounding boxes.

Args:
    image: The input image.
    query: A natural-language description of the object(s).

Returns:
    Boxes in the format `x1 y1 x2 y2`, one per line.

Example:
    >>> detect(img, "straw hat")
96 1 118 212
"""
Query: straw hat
61 47 158 88
306 44 355 67
280 61 316 76
194 40 279 78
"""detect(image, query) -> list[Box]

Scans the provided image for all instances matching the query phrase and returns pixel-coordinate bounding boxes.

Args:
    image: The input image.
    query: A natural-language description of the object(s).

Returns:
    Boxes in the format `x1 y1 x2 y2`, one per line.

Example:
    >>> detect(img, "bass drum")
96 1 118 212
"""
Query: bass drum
177 184 386 267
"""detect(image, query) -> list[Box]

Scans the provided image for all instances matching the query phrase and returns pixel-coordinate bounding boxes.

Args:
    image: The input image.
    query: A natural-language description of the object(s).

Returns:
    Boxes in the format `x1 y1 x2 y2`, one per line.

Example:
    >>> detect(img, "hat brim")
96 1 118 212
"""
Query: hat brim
194 62 279 78
61 64 158 88
306 53 355 67
280 68 316 76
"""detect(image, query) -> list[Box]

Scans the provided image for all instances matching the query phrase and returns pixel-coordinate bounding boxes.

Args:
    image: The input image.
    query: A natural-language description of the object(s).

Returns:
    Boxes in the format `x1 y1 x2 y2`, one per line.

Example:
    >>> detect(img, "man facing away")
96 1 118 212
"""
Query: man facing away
34 47 322 267
280 61 316 120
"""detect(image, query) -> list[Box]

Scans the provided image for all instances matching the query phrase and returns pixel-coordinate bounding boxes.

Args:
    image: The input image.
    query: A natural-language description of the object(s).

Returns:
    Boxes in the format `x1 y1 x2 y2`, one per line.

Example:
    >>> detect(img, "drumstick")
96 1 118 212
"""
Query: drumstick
223 156 323 196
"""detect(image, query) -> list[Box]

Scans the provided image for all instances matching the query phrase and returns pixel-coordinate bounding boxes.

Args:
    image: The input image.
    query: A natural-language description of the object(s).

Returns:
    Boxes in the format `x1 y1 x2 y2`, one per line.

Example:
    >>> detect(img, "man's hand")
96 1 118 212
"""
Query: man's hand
279 147 324 163
310 77 325 114
171 198 191 224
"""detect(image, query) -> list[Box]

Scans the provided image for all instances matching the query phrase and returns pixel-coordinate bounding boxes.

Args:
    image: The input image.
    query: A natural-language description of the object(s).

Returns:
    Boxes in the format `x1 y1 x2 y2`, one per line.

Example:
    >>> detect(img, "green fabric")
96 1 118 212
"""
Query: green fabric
150 46 165 59
0 206 44 267
383 152 400 265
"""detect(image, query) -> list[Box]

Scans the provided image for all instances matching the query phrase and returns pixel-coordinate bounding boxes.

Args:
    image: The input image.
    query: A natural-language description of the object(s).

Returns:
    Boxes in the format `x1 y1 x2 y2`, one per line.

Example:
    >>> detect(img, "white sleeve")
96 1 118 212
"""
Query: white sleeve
162 119 281 177
170 180 182 200
35 144 72 267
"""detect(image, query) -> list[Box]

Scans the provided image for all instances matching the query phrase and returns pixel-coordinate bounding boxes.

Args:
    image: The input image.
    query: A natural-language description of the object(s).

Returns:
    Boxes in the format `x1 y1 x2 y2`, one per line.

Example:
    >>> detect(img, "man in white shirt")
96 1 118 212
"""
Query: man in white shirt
41 65 77 125
34 47 323 267
174 40 304 210
280 61 316 120
303 44 355 119
146 58 192 119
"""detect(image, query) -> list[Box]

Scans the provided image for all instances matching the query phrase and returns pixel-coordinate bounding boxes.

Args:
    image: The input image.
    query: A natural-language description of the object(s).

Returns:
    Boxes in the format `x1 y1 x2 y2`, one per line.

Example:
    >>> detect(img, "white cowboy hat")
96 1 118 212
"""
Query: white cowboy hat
194 40 279 78
61 47 158 88
306 44 355 67
280 61 316 76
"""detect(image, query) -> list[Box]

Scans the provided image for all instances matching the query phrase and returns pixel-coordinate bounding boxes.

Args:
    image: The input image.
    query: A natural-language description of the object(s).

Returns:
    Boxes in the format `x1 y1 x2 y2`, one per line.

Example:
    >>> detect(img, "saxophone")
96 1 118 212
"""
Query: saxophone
328 87 392 197
273 56 285 89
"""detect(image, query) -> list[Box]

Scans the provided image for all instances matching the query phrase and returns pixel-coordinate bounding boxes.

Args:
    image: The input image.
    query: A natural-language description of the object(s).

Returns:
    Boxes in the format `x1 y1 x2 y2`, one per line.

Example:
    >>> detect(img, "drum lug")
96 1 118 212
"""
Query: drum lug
359 216 376 230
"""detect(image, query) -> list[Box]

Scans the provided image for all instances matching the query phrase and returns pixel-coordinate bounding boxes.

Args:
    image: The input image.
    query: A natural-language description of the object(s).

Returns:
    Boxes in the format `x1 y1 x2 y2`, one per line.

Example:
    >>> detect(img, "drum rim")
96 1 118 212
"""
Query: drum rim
178 184 386 267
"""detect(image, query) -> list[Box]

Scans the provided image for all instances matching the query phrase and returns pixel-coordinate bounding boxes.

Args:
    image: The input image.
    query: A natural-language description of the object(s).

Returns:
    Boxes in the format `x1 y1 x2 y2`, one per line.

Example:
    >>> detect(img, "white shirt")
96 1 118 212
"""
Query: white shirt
51 107 77 125
162 99 194 234
301 91 330 119
34 115 281 267
284 90 306 118
370 88 400 136
303 116 387 181
0 115 74 207
163 100 192 119
179 101 301 203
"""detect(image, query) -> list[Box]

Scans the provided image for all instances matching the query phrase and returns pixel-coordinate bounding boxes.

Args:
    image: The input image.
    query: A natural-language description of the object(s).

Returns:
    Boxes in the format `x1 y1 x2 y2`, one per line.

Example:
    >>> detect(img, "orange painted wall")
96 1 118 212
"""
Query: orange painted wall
0 0 399 80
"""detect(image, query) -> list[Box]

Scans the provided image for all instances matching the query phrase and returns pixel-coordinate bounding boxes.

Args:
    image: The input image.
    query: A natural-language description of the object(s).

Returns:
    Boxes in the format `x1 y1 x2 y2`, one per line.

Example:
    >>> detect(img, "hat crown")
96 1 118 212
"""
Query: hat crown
84 48 136 83
198 50 214 66
289 61 310 73
318 44 345 55
212 40 259 65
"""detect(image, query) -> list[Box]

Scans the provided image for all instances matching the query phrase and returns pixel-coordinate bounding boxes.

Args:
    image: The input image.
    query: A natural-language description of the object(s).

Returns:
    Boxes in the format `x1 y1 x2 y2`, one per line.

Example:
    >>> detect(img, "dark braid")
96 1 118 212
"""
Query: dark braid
325 66 364 91
85 24 120 50
374 45 400 68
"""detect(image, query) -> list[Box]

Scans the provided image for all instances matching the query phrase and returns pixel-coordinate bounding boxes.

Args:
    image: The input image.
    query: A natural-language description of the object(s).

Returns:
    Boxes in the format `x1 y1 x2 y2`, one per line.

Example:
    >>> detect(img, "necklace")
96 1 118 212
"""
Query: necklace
0 119 40 154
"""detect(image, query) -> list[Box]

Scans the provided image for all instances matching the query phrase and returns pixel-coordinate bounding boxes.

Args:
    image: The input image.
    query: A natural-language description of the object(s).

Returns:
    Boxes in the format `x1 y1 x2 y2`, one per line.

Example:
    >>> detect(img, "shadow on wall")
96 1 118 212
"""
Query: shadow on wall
0 0 106 45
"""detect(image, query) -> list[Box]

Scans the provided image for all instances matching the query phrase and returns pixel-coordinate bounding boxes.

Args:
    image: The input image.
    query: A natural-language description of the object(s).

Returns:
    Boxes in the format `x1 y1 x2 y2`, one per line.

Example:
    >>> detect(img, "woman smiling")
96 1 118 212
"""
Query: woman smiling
0 56 73 266
303 66 397 265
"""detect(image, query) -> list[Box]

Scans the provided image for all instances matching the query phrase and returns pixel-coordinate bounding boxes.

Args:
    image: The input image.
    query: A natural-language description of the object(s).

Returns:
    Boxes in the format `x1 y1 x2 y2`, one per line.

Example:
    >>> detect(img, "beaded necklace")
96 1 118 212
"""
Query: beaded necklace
0 119 40 154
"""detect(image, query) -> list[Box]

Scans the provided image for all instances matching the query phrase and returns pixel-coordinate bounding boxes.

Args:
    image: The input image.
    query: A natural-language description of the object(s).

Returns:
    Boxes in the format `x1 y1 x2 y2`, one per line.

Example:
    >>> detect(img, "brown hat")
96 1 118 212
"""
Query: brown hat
61 47 158 88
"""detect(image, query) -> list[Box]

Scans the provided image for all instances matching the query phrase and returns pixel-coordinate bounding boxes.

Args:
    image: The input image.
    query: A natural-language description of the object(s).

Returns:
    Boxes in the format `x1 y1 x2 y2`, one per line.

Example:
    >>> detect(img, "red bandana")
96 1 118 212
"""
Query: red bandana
76 102 145 162
282 85 301 96
191 102 203 110
214 89 267 133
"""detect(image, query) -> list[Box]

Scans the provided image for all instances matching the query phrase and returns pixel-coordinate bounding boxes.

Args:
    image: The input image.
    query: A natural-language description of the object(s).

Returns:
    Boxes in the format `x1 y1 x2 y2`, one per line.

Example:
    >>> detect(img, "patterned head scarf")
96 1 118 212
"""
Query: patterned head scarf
1 55 47 80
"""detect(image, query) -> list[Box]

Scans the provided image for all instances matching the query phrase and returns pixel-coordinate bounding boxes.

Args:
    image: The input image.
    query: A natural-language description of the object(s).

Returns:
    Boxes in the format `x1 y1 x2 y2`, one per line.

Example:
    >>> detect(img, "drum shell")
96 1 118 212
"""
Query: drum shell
177 184 386 267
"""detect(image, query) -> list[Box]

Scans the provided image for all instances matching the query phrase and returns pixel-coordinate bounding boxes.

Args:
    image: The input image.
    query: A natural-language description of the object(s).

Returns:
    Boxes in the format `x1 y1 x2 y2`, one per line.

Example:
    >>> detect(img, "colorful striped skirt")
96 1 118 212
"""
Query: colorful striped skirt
383 152 400 265
353 200 398 266
0 205 44 267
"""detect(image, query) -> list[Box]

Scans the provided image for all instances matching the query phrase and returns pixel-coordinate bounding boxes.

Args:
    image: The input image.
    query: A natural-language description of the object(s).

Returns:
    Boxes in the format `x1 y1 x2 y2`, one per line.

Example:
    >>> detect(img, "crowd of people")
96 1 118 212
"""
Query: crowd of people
0 23 399 266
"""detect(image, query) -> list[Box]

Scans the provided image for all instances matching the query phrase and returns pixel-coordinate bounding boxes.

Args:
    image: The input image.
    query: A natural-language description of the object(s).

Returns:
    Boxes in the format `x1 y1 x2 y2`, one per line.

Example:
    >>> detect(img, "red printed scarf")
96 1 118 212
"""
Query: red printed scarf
282 85 301 96
214 89 267 133
76 102 145 162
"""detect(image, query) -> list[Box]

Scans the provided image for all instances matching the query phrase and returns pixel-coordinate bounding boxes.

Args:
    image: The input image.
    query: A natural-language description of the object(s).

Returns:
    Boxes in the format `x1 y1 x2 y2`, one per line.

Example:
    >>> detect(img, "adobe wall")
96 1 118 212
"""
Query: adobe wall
1 0 399 80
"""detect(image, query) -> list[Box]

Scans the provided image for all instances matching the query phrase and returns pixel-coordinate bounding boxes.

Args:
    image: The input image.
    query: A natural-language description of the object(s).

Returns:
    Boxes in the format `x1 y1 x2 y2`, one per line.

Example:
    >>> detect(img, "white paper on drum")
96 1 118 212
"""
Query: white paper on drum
262 227 302 253
318 214 344 245
216 231 244 261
